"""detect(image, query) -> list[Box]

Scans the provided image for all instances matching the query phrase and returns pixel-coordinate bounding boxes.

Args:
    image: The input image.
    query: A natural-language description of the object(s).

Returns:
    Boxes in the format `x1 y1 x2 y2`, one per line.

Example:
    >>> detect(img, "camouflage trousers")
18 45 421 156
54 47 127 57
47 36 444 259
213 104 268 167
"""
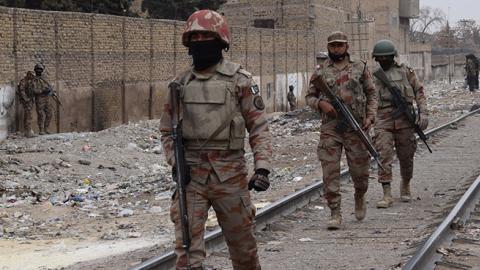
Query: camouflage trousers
374 127 417 183
170 170 260 270
21 100 34 132
317 128 370 210
35 95 53 131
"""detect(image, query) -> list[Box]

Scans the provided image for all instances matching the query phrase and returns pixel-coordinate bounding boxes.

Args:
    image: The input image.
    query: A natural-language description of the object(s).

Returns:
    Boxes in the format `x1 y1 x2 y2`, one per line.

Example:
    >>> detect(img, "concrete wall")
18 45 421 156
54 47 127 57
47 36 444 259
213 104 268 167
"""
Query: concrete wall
431 54 466 81
0 6 317 133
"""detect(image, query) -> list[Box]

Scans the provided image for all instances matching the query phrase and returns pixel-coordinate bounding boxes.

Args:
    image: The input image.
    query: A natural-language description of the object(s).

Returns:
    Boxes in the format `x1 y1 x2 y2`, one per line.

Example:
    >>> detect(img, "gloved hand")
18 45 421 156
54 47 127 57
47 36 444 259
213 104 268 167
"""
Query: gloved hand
171 166 191 185
318 100 337 118
362 115 374 130
248 169 270 192
416 114 429 131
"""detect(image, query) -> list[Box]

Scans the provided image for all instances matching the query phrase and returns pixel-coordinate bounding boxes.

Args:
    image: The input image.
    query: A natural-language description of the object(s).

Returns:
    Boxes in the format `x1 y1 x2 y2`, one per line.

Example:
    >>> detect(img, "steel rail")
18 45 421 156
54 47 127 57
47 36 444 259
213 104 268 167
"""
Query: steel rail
403 174 480 270
131 108 480 270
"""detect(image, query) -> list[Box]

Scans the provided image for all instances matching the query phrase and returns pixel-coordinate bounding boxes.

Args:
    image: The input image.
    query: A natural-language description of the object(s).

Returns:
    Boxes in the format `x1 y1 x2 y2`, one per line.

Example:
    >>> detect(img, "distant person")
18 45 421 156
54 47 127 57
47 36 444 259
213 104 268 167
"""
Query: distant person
17 71 35 137
315 52 328 69
30 64 54 134
465 54 477 92
287 85 297 111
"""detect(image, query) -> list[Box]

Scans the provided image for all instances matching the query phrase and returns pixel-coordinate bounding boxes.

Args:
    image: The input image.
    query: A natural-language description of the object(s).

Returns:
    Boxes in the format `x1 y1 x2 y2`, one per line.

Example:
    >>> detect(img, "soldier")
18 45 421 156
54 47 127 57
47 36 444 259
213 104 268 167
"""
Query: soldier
315 52 328 68
30 64 54 135
305 31 377 230
287 85 297 111
466 54 477 92
17 71 35 137
159 10 272 270
371 40 429 208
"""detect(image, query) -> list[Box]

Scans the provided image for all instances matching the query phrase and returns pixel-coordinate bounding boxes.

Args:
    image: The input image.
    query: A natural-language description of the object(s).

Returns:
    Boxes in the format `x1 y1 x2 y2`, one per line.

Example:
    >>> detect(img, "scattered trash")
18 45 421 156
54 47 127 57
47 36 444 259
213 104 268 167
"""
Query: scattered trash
299 237 314 242
293 176 303 182
78 159 92 166
118 209 134 217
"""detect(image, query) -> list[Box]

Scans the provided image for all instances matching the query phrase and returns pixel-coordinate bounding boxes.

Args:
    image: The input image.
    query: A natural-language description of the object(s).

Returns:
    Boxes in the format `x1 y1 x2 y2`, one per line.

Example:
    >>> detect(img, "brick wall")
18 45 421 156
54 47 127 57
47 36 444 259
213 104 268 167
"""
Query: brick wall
0 7 317 133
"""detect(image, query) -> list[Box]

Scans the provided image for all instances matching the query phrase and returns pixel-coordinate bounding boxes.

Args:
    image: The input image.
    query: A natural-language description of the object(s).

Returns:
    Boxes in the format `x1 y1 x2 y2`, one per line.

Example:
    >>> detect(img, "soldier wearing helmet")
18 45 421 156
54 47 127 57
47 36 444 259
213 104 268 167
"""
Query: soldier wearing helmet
371 39 429 208
29 63 54 135
17 71 36 137
160 10 272 270
306 31 377 230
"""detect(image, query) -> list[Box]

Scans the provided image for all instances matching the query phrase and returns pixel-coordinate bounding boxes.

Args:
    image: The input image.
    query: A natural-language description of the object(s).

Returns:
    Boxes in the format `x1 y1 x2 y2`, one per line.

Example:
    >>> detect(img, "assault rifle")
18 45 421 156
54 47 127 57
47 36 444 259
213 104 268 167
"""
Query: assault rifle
169 81 191 266
47 87 62 106
311 75 385 171
373 68 432 153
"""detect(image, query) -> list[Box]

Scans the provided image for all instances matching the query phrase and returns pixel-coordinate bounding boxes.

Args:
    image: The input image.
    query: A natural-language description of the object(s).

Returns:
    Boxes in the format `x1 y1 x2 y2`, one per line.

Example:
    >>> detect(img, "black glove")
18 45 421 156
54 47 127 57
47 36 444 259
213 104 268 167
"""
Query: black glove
171 166 191 185
248 169 270 192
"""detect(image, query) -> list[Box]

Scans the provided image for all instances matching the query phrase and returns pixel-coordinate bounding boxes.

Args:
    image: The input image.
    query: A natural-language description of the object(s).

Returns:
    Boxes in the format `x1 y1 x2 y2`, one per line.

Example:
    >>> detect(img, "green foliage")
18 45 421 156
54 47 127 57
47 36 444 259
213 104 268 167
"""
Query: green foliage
0 0 136 16
141 0 226 20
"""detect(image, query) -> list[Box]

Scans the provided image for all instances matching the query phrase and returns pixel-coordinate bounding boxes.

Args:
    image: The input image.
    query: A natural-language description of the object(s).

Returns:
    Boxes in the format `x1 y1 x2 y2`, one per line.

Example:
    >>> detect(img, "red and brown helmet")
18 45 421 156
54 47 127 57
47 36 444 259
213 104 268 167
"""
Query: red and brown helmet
182 10 230 48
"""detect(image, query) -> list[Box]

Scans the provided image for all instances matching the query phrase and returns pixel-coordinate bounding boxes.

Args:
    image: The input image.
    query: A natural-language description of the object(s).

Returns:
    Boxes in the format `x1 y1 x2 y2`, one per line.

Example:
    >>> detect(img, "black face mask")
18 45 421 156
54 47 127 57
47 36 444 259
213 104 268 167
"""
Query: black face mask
35 70 43 76
328 51 347 62
188 40 224 70
376 56 395 71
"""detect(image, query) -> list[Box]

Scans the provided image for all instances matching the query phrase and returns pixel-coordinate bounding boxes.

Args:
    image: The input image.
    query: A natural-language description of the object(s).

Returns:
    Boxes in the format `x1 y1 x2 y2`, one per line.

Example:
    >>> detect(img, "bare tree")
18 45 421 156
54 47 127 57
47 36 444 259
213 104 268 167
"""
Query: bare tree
455 19 480 49
409 6 446 43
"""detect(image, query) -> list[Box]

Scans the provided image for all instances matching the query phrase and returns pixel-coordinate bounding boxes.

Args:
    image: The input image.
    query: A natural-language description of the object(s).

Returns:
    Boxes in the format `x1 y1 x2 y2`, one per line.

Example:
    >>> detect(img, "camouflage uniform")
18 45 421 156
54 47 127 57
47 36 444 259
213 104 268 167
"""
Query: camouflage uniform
30 75 53 134
160 10 272 270
17 72 34 135
160 59 272 270
287 89 297 111
373 62 428 193
306 57 377 215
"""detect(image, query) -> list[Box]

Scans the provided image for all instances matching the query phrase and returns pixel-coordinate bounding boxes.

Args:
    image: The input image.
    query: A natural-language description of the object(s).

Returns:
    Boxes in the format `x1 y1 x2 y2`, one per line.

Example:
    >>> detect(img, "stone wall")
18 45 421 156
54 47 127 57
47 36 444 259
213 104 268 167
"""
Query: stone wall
0 7 317 133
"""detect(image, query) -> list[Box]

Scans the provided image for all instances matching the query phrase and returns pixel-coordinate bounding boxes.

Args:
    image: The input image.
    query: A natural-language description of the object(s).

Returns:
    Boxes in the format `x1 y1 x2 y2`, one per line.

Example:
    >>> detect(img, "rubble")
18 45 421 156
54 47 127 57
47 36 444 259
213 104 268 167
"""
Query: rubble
0 79 478 249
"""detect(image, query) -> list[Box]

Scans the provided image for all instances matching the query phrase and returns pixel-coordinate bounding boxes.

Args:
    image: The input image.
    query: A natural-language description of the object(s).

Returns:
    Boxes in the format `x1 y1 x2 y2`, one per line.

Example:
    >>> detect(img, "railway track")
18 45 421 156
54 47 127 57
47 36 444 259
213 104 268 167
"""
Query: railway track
131 108 480 270
403 173 480 270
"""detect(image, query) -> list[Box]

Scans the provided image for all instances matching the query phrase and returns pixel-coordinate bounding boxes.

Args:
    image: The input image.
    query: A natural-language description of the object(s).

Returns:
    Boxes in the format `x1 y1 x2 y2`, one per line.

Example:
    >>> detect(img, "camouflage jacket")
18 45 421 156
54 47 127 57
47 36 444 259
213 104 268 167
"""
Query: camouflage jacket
306 56 377 130
373 62 428 130
17 77 33 102
159 59 272 184
29 76 52 96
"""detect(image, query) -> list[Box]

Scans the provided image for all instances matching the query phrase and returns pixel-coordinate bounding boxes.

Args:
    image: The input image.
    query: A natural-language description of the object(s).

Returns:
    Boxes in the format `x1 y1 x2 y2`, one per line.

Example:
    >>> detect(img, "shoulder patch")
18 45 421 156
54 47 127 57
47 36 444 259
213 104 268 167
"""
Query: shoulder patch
250 84 260 95
253 96 265 110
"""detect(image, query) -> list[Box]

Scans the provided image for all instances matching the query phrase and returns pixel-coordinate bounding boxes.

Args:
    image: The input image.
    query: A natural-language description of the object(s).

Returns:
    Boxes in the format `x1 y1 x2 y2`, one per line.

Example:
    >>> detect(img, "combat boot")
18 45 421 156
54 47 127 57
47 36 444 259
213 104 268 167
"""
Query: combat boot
327 208 342 230
354 193 367 221
24 130 37 138
376 184 393 208
400 179 411 202
39 127 45 135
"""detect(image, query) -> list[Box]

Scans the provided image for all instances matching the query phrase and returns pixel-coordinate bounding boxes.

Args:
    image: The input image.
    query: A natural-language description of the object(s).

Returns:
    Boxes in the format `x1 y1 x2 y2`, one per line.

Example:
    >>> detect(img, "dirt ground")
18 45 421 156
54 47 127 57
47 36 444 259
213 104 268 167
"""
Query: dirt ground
205 113 480 270
0 79 479 270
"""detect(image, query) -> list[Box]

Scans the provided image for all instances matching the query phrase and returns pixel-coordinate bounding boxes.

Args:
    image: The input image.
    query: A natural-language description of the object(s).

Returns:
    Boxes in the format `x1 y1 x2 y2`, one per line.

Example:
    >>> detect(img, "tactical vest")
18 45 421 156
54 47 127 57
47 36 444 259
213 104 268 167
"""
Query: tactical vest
180 61 246 151
31 77 48 95
376 65 415 108
318 61 367 121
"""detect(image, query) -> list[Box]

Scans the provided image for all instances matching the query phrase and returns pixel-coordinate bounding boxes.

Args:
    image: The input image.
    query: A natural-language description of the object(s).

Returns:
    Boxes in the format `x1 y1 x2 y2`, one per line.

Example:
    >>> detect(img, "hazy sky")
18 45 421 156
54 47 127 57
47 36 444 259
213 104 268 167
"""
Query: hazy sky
420 0 480 24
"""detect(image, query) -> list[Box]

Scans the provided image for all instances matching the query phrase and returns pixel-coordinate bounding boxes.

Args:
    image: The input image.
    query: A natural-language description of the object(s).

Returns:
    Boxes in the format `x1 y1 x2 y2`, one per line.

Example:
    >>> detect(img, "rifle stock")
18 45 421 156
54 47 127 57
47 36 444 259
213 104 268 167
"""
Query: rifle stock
169 81 191 266
312 76 385 171
373 69 432 153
